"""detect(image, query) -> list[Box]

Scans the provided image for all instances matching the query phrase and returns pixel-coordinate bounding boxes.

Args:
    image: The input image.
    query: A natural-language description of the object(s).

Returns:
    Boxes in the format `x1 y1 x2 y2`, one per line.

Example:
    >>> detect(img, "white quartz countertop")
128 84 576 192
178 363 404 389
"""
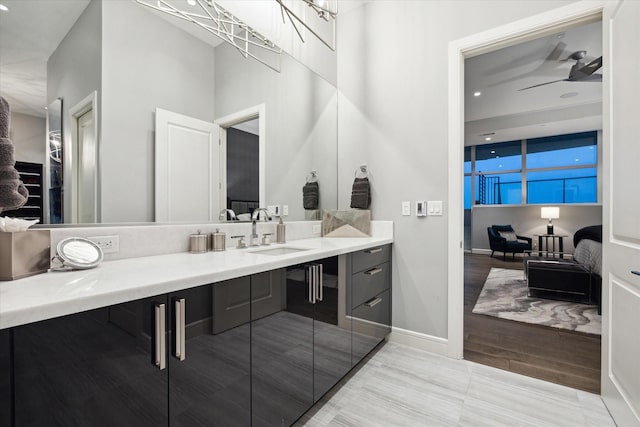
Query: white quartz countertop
0 236 392 330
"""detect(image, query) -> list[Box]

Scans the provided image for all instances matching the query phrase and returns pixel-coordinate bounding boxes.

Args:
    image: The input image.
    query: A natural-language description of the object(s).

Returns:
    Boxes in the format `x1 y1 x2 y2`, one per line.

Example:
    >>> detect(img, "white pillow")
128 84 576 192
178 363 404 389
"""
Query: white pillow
498 230 517 242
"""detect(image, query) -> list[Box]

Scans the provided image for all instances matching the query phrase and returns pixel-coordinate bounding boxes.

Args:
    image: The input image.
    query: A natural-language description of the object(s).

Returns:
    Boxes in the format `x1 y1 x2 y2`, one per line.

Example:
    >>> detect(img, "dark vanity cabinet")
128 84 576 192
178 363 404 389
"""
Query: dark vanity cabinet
0 329 12 426
251 257 353 426
5 245 391 427
347 246 392 365
169 282 251 426
10 282 254 427
12 296 170 426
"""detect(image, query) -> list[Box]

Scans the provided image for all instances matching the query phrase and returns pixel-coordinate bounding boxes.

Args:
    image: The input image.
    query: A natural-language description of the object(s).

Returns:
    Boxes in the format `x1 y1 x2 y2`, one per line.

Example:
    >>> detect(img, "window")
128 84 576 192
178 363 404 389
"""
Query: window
475 140 521 173
464 131 598 206
526 132 597 204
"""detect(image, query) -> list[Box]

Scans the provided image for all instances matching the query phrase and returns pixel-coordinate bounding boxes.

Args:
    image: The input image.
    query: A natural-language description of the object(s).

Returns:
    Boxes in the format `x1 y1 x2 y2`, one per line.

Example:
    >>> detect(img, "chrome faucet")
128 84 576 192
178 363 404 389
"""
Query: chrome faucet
219 208 237 221
250 208 272 246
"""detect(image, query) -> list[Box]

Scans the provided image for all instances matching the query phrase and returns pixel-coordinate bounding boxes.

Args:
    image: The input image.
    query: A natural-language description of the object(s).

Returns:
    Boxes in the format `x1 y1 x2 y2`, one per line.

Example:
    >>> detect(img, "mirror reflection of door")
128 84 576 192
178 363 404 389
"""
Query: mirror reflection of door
154 108 221 222
76 109 97 223
226 118 260 220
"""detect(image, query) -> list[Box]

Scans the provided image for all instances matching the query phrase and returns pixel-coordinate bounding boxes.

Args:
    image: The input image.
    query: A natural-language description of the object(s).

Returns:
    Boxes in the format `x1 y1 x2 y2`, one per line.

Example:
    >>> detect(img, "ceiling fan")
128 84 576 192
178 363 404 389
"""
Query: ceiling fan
518 50 602 91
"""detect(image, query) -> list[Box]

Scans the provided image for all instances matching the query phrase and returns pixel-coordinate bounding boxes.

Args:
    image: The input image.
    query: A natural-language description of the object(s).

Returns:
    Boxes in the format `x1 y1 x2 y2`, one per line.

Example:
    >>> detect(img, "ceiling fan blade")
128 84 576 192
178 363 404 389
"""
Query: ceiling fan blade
577 56 603 76
518 79 567 91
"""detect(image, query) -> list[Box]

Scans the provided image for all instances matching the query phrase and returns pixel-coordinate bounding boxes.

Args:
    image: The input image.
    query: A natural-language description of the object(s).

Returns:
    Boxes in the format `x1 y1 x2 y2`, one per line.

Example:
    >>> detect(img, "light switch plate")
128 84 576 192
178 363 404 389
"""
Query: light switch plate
427 200 443 216
402 201 411 216
416 201 426 217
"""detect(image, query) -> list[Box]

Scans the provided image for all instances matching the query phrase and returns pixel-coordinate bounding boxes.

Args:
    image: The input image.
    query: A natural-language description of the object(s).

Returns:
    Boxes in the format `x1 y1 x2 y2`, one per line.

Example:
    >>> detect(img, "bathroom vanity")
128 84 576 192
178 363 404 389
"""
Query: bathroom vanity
0 236 392 426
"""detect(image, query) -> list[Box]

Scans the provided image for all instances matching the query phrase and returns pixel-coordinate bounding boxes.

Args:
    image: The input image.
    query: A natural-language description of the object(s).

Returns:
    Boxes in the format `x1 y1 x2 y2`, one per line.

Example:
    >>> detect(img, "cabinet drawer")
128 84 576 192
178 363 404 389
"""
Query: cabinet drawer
352 261 390 309
352 245 390 273
352 289 391 327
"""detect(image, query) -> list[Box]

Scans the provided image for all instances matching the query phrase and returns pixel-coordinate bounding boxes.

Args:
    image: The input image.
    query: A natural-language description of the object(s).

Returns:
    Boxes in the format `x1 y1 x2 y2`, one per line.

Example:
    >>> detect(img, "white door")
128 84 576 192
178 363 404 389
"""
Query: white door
155 108 220 222
76 109 97 224
602 0 640 424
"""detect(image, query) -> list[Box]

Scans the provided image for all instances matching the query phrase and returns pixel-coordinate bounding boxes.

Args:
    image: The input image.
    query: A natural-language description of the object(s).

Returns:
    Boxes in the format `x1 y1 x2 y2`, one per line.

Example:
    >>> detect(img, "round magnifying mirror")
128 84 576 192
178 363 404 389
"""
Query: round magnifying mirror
52 237 104 271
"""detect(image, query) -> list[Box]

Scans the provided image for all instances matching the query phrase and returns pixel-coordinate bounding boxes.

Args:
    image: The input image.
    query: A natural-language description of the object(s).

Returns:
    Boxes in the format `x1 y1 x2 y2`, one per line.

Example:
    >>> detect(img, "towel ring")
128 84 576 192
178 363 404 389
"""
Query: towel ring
306 170 318 183
354 164 368 178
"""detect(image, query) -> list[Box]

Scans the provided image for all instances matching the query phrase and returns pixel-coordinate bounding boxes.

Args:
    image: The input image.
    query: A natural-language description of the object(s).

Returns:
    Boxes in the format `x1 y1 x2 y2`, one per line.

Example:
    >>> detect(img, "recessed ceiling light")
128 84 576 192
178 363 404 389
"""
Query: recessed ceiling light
473 91 481 97
187 0 196 5
560 92 578 99
490 150 496 154
0 4 8 11
485 137 492 141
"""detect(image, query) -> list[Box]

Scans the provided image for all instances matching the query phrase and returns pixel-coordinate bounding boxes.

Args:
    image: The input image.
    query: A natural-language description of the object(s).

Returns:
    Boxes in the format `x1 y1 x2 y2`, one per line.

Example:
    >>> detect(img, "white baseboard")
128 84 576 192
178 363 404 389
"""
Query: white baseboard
388 327 449 356
471 248 492 255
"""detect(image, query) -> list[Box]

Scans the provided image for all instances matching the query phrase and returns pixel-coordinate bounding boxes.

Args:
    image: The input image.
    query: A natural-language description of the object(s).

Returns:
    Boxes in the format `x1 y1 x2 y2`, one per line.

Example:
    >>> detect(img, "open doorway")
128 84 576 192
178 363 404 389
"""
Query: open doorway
461 18 603 392
216 104 266 221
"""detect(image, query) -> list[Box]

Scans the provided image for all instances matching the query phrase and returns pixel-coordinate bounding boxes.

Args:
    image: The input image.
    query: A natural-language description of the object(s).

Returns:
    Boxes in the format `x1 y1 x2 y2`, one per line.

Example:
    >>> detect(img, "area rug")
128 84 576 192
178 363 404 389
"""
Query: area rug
472 268 601 335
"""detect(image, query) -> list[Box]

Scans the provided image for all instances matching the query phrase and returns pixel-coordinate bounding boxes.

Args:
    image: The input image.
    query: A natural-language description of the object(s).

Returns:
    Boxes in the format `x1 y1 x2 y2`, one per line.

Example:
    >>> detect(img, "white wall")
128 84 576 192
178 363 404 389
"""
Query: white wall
337 0 576 338
471 204 602 255
47 0 102 223
100 0 216 223
10 113 46 165
215 43 338 221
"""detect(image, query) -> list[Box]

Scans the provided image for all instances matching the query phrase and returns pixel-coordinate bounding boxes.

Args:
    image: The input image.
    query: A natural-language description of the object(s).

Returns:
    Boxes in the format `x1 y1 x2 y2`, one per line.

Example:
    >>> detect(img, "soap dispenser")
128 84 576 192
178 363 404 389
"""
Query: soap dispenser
276 215 286 244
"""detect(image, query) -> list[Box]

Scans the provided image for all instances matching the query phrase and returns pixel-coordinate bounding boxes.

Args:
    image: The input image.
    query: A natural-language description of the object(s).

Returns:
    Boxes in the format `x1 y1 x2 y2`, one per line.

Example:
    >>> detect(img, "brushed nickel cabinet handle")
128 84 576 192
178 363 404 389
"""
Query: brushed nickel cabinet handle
174 298 186 361
365 268 383 276
365 297 382 308
316 263 324 302
365 248 382 254
307 265 315 304
154 303 166 370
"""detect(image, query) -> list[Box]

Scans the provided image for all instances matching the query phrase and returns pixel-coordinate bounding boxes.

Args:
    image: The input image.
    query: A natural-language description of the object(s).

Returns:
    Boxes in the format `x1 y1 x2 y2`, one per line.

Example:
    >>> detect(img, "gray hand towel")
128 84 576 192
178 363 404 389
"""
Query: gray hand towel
303 181 319 210
350 177 371 209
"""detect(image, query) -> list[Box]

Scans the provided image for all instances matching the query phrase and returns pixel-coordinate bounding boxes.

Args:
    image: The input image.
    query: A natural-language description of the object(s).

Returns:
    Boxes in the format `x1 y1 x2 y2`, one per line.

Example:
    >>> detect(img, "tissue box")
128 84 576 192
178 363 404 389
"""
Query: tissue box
0 230 51 280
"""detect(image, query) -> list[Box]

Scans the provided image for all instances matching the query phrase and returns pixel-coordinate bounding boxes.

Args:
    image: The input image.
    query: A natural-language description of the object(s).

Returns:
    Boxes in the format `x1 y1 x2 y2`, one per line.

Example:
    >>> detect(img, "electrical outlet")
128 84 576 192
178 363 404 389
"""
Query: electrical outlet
89 235 120 254
282 205 289 216
312 224 321 234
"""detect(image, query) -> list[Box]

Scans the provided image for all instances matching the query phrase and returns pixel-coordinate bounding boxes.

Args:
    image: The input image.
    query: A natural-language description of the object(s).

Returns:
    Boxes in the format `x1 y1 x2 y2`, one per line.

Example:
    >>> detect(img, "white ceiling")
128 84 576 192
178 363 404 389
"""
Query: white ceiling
0 0 225 119
0 0 91 117
464 20 602 146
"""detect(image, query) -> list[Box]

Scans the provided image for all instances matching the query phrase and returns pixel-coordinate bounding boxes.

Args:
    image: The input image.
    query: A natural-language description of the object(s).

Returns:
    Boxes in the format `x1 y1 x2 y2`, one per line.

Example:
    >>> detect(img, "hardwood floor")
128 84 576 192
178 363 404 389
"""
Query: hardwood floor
464 253 601 394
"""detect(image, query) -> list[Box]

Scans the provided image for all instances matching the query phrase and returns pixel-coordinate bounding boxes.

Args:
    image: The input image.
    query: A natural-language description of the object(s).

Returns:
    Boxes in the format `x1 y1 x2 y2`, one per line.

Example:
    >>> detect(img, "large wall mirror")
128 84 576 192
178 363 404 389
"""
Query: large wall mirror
0 0 338 225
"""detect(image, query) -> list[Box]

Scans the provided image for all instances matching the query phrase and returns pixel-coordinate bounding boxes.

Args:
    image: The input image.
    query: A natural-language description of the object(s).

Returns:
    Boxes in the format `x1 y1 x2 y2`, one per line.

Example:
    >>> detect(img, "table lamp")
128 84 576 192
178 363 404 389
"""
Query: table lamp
541 207 559 235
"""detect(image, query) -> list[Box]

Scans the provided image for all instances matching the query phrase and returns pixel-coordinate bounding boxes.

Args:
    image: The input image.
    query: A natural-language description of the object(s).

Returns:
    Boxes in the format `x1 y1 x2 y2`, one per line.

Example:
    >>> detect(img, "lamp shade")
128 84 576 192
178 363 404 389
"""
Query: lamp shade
541 207 560 220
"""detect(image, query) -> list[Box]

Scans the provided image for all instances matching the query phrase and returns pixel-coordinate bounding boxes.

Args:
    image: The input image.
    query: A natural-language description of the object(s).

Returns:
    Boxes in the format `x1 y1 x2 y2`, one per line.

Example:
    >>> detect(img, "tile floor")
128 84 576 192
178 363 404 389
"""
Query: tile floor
297 342 615 427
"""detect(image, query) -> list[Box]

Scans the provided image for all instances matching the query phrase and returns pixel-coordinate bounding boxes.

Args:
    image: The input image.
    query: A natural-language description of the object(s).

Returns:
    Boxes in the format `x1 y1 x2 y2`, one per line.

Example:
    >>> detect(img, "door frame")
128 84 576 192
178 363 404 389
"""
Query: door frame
69 91 100 223
447 1 606 360
215 104 266 213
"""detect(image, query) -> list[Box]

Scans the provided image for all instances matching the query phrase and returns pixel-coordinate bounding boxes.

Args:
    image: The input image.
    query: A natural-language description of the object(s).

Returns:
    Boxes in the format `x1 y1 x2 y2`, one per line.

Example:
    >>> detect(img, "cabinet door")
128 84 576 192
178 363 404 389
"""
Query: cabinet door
169 282 250 426
311 257 351 402
0 329 12 426
13 296 169 426
251 268 313 426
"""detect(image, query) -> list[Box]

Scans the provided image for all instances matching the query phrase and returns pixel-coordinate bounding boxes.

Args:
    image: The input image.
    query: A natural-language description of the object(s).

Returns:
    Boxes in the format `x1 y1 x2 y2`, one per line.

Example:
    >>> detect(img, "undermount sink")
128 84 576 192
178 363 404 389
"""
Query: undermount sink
249 246 310 256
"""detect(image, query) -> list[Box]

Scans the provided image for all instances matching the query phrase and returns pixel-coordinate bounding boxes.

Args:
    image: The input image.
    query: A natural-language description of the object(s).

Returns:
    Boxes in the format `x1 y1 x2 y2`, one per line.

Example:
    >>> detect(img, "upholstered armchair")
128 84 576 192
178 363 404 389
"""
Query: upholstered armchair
487 225 533 260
